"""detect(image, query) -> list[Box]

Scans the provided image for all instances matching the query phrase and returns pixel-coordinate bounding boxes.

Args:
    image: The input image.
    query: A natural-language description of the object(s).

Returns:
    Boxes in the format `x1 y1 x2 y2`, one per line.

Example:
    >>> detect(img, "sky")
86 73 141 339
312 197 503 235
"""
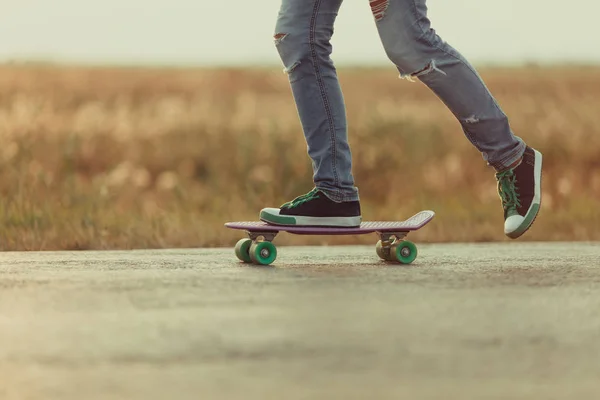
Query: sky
1 0 598 66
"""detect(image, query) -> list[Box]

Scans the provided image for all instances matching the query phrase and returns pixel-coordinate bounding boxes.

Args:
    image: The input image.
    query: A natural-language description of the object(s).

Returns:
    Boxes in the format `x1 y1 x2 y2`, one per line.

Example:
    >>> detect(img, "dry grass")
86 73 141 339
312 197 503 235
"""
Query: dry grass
0 63 599 250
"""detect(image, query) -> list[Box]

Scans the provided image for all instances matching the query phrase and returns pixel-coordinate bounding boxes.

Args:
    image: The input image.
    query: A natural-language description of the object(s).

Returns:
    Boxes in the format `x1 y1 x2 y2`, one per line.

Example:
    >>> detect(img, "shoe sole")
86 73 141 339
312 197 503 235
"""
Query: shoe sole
506 149 543 239
260 209 362 228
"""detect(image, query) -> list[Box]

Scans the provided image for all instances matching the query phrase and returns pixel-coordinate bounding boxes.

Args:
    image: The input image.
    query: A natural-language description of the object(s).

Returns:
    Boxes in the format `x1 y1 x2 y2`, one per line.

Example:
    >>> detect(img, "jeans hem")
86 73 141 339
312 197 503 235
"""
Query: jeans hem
490 142 527 172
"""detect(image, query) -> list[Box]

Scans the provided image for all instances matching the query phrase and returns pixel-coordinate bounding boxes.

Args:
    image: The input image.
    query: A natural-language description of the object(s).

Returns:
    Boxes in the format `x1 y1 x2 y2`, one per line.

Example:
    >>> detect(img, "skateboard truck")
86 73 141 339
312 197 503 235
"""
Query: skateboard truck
245 231 277 242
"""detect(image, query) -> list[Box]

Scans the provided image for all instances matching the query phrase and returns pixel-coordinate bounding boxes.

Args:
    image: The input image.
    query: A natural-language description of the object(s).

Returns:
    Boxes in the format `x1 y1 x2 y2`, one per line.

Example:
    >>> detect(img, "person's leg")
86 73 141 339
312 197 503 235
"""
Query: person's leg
274 0 358 202
369 0 542 238
259 0 362 227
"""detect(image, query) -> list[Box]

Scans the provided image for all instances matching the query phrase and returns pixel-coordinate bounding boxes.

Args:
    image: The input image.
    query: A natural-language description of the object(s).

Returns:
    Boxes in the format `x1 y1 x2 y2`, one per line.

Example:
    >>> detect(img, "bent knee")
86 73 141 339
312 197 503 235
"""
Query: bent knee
384 43 424 73
273 30 334 80
384 42 451 80
381 24 454 79
273 31 310 76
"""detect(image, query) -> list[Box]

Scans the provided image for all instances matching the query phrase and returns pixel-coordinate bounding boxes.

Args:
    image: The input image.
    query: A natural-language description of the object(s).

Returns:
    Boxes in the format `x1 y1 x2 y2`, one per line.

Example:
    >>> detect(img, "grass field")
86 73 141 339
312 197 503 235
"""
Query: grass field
0 64 599 250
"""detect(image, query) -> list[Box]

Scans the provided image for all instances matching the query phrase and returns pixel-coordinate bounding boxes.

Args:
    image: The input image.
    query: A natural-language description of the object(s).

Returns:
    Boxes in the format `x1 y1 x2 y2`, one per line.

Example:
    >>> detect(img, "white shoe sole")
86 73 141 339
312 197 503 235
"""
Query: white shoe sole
260 208 362 227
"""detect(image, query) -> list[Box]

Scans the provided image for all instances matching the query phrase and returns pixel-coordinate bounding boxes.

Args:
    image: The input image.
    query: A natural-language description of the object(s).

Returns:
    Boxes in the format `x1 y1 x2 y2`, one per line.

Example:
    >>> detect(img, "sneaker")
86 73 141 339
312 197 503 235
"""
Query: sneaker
495 146 542 239
260 189 362 227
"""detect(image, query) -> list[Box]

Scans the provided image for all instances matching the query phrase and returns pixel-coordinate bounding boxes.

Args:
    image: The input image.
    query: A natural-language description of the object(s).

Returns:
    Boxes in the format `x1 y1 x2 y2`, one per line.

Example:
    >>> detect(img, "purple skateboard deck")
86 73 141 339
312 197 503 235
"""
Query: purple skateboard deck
225 210 435 236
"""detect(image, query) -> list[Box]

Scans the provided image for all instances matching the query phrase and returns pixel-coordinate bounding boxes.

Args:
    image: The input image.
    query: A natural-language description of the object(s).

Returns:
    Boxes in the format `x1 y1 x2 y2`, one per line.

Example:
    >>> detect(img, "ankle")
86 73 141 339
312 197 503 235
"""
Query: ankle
496 156 523 173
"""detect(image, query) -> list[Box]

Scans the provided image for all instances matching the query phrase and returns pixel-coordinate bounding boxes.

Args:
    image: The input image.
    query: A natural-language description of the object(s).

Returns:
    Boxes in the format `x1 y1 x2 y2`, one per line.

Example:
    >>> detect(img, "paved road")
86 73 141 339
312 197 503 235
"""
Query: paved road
0 242 599 400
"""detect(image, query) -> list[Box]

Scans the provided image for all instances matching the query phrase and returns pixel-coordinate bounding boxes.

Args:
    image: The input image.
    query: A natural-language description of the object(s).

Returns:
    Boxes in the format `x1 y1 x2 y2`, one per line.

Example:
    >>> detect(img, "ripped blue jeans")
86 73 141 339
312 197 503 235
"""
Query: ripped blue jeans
274 0 526 202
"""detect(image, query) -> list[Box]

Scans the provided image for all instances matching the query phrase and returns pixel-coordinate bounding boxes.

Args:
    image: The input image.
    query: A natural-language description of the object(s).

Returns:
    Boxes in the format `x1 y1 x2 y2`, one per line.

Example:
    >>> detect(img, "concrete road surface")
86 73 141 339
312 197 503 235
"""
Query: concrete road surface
0 242 599 400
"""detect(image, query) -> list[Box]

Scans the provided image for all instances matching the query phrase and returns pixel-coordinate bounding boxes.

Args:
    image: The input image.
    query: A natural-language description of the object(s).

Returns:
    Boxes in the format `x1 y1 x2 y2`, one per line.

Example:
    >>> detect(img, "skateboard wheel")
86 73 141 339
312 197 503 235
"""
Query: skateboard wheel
376 240 385 260
390 240 418 264
376 240 397 261
376 240 392 261
234 238 253 263
249 241 277 265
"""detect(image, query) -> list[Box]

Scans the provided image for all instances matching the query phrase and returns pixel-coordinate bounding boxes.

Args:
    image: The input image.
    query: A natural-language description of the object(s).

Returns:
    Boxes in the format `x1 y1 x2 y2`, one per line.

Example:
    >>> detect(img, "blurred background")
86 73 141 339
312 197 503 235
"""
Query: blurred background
1 0 599 250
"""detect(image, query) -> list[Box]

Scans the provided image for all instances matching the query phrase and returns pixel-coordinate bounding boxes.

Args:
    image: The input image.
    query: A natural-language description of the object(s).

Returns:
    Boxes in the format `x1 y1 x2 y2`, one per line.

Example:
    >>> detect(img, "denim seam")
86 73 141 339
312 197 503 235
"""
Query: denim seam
409 0 507 118
309 0 341 200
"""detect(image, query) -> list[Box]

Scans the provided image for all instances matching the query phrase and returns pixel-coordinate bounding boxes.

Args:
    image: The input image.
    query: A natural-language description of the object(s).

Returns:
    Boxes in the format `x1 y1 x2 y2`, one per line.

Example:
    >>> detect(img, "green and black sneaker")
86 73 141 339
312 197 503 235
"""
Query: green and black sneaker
260 189 361 227
496 146 543 239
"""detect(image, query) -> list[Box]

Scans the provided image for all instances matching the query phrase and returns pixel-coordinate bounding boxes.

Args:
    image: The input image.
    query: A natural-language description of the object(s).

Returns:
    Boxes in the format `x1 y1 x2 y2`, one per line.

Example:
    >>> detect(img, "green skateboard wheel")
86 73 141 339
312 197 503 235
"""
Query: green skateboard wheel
249 241 277 265
234 238 253 263
391 240 418 264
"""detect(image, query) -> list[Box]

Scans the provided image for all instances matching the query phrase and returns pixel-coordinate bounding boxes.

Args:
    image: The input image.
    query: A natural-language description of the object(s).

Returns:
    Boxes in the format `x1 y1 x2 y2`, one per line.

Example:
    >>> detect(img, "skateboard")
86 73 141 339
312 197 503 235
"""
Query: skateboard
224 210 435 266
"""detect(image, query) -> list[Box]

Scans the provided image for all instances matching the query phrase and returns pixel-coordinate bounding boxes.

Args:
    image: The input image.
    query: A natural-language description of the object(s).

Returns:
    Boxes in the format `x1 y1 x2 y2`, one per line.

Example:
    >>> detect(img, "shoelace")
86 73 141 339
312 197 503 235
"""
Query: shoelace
287 191 319 209
281 188 319 209
496 169 522 212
